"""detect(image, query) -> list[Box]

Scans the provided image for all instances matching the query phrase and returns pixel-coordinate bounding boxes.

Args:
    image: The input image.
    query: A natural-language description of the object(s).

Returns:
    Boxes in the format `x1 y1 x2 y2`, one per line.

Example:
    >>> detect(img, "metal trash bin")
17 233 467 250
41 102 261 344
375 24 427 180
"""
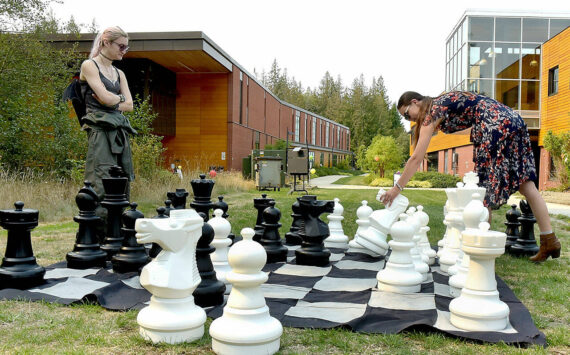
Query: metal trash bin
255 156 282 191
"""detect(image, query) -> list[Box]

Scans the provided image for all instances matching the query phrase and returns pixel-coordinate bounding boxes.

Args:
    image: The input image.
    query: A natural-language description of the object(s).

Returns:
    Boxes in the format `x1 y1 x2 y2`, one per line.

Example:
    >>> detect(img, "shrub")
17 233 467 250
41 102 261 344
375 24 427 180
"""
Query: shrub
369 177 393 187
407 180 432 188
543 130 570 190
411 171 460 188
313 166 362 177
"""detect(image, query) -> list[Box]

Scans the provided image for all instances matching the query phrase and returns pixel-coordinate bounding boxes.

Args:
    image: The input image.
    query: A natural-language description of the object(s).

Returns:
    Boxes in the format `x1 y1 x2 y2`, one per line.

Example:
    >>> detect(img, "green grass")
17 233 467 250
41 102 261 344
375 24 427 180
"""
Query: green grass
333 175 369 185
0 188 568 354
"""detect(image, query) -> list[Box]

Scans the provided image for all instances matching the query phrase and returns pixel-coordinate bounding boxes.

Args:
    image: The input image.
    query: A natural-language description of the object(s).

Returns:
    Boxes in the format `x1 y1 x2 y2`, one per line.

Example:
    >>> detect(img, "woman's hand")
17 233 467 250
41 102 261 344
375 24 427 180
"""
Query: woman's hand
380 186 401 207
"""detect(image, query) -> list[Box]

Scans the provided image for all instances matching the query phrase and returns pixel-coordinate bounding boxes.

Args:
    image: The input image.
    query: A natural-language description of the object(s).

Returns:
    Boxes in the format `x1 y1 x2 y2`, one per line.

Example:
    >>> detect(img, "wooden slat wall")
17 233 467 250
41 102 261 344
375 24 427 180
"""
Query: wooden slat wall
539 27 570 146
166 73 228 169
410 123 472 155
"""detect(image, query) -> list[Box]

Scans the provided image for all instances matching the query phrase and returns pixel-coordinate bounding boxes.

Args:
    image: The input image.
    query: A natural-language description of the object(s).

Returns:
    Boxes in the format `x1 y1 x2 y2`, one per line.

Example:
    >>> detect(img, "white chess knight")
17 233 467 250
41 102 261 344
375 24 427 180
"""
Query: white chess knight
135 209 206 344
414 206 437 265
349 190 409 256
347 200 375 255
324 198 349 249
449 220 509 331
377 219 423 293
210 228 283 355
209 209 233 294
449 193 489 298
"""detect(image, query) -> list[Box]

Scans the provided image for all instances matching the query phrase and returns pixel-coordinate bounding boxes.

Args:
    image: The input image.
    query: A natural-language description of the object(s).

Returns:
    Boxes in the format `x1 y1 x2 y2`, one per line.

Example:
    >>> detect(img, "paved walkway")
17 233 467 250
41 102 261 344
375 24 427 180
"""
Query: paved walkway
310 175 570 217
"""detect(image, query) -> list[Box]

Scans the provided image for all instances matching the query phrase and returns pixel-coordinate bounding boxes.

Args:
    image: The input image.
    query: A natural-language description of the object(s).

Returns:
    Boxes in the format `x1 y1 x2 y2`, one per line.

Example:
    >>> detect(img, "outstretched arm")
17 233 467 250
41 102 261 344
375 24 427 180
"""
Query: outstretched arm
379 122 435 206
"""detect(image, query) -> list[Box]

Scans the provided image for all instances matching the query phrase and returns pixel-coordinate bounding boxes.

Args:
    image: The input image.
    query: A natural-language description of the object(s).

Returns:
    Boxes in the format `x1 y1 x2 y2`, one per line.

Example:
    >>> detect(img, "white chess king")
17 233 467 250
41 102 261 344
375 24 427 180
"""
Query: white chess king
135 209 206 344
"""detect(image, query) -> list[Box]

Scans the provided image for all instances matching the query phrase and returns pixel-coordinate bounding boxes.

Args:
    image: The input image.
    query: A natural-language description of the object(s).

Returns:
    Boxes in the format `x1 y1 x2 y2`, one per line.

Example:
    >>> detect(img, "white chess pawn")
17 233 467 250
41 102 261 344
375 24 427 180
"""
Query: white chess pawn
449 193 489 298
348 201 374 255
324 198 349 249
135 209 206 344
449 222 509 331
414 206 436 265
405 209 429 282
210 228 283 355
209 209 233 294
377 220 423 293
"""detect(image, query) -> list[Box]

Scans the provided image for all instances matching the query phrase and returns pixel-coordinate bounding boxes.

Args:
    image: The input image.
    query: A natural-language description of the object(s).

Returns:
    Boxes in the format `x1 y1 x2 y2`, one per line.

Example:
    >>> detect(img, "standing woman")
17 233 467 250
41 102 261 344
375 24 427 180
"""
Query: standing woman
79 26 136 199
380 91 561 262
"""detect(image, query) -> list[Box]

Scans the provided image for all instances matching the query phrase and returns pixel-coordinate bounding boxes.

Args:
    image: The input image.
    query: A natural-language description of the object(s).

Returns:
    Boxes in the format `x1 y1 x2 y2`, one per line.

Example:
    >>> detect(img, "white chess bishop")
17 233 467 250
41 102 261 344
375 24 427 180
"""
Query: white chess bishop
347 200 375 255
324 198 349 249
135 209 206 344
449 220 509 331
353 189 409 256
209 228 283 355
209 209 233 293
377 220 423 293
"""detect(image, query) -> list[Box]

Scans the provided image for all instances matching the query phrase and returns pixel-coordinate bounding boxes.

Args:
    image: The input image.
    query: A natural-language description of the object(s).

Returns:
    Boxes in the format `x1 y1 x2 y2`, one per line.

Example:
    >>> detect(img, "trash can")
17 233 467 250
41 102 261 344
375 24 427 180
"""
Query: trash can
255 156 282 191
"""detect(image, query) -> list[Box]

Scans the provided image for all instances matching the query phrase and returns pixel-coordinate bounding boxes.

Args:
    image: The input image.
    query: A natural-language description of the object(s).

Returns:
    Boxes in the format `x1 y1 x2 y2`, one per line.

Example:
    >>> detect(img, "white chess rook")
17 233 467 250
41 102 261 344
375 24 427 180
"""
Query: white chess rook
377 220 423 293
210 228 283 355
209 209 233 293
449 221 509 331
135 209 206 344
353 189 409 256
324 198 349 249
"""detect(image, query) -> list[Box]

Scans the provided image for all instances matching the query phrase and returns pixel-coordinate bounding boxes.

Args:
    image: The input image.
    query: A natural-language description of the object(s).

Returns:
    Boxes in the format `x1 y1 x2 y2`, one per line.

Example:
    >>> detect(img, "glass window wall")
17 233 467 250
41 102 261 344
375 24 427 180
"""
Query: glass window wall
495 17 521 41
494 42 520 79
523 18 548 42
468 78 493 97
521 80 539 110
550 19 570 38
468 42 493 78
495 80 519 109
469 17 494 41
521 44 540 80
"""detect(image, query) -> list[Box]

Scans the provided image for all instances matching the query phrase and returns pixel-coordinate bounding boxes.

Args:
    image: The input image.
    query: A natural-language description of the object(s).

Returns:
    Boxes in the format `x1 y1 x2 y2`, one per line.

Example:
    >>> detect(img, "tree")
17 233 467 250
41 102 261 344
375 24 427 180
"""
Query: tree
0 1 87 175
364 135 403 178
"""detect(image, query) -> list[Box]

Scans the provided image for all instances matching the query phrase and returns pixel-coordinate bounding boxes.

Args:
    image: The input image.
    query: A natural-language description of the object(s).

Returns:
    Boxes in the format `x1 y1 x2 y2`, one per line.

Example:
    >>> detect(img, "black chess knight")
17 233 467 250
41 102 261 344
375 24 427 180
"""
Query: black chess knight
66 181 108 269
295 195 335 267
0 201 45 289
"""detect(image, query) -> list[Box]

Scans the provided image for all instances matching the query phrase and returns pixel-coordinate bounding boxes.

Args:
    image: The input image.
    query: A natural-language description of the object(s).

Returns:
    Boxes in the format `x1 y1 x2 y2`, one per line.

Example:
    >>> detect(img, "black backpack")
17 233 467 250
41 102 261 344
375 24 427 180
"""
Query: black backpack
63 74 86 126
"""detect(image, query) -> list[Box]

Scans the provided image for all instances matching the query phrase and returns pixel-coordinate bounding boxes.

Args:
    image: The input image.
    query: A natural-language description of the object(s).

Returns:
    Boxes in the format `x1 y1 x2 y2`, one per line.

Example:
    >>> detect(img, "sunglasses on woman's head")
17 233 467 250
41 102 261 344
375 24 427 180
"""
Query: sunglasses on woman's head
113 42 129 53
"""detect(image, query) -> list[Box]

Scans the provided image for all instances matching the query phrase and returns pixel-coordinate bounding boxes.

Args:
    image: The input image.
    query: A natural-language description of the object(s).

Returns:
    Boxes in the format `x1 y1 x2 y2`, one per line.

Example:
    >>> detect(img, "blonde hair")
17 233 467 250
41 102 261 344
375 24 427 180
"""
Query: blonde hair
89 26 128 59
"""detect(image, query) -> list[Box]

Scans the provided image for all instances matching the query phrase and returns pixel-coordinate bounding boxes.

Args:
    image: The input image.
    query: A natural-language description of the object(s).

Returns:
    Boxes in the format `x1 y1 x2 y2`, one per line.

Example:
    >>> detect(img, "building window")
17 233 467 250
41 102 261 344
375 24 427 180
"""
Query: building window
337 128 340 149
549 155 557 180
548 66 559 96
304 116 307 143
325 122 330 147
312 118 316 145
295 111 300 142
427 152 438 172
239 72 243 124
254 131 260 150
444 150 449 174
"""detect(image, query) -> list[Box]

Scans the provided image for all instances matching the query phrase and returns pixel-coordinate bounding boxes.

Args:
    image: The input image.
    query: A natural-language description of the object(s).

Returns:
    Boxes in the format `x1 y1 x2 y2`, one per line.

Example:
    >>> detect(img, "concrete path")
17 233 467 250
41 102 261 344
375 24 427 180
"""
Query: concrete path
310 175 570 217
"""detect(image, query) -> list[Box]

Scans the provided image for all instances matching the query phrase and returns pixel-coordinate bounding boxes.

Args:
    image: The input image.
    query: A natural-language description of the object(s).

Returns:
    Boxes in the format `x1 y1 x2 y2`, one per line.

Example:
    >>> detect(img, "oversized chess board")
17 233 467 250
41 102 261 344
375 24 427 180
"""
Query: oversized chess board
0 245 545 346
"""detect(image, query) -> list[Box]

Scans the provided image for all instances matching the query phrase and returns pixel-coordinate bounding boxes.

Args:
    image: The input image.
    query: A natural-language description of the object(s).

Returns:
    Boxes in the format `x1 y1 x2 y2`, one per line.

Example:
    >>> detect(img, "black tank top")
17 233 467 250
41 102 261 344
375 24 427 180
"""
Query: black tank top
82 59 121 113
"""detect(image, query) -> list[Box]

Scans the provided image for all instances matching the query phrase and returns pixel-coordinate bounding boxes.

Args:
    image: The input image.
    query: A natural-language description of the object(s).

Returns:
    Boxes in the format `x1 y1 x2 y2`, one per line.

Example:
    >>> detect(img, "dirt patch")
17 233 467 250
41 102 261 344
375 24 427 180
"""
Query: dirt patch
541 191 570 205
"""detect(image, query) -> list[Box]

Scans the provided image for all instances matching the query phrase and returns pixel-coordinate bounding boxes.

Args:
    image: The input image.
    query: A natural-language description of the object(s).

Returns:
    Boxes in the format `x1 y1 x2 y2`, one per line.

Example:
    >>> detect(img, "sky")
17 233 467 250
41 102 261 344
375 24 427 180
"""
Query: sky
50 0 568 108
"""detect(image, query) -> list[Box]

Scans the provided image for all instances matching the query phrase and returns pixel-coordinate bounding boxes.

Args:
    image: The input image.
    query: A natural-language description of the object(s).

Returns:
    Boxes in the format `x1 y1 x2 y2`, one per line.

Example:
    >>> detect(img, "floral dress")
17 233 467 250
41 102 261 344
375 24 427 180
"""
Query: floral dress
424 91 537 209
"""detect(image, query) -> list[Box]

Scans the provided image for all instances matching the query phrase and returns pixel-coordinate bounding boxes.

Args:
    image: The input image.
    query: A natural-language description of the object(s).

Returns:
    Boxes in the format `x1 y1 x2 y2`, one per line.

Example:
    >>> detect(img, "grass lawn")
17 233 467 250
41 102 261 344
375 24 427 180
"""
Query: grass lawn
333 175 370 186
0 188 568 354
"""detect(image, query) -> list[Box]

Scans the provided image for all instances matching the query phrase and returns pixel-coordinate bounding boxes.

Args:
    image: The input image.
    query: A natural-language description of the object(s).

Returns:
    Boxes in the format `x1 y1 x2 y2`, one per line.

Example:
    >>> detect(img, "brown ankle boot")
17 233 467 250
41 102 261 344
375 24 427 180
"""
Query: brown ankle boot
529 232 562 262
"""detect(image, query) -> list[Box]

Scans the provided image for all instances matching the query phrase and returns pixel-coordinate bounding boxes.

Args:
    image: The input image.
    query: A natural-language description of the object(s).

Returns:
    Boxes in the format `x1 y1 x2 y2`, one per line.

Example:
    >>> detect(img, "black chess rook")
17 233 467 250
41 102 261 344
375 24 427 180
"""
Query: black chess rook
66 181 108 269
295 195 334 267
504 204 521 253
510 200 540 256
100 166 131 260
0 201 46 289
190 174 214 221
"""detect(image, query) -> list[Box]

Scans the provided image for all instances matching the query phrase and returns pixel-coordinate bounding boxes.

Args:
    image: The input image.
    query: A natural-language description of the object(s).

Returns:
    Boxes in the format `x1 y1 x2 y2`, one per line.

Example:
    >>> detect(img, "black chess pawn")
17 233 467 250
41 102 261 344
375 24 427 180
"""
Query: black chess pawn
112 202 150 273
253 193 274 242
193 212 226 307
285 197 303 245
295 195 334 267
100 165 130 260
147 206 169 258
260 201 288 263
167 189 188 210
164 200 172 216
66 181 108 269
0 201 45 289
190 174 215 221
510 200 540 257
213 196 240 245
504 204 521 253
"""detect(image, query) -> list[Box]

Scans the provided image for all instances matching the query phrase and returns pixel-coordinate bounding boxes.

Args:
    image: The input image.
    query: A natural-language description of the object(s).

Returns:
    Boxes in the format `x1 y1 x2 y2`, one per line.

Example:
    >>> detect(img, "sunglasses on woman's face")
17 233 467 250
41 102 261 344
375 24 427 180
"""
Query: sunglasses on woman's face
113 42 129 53
403 104 411 120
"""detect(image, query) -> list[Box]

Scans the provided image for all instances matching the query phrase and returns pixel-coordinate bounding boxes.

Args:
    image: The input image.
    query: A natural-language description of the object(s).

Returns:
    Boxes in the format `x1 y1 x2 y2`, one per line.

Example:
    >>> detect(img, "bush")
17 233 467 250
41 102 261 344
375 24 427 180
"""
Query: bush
313 166 362 177
407 180 432 188
369 177 393 187
543 130 570 190
410 171 460 188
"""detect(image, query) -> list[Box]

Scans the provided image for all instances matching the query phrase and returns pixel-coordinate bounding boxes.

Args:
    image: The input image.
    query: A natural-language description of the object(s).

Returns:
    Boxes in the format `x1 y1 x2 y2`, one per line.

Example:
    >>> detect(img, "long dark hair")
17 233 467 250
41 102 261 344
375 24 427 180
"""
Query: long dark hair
397 91 433 148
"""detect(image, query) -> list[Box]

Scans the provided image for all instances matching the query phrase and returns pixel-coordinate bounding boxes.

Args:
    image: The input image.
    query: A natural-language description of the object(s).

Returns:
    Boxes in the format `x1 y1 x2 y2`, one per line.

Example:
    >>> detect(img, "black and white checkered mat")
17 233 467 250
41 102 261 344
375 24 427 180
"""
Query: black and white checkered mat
0 245 545 346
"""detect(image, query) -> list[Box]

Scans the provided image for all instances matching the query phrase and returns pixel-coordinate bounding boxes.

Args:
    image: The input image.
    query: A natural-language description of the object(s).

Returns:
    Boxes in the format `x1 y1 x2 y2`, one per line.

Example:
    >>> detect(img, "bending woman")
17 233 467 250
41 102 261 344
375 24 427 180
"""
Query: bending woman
379 91 561 262
79 26 136 198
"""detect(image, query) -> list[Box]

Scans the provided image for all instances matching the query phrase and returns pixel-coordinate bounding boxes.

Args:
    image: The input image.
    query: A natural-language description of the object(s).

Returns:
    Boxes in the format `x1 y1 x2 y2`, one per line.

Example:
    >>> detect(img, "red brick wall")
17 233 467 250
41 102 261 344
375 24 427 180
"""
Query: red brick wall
538 148 560 190
266 95 280 138
247 80 265 132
